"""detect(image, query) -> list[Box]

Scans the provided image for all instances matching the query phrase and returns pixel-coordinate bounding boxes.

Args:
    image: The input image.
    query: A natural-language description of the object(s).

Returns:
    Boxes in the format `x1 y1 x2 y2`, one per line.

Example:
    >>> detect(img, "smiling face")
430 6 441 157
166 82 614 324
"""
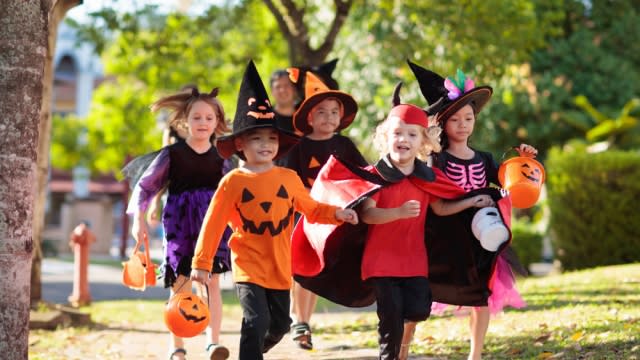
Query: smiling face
443 104 475 144
186 100 218 141
386 116 424 167
235 128 279 166
308 98 342 139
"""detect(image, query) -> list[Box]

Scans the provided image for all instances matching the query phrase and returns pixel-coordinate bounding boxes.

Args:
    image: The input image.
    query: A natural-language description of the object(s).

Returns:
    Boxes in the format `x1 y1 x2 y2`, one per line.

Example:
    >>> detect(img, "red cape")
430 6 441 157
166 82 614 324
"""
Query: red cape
291 155 468 307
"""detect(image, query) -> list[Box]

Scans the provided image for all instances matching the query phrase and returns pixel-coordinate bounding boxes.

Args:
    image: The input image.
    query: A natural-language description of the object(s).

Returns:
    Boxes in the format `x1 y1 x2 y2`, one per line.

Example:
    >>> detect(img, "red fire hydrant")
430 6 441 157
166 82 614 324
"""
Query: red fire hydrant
68 221 95 307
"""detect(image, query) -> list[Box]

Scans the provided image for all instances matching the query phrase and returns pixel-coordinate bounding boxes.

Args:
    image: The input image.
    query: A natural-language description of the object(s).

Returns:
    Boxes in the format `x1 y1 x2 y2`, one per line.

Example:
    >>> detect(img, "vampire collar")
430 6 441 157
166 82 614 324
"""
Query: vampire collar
374 154 436 183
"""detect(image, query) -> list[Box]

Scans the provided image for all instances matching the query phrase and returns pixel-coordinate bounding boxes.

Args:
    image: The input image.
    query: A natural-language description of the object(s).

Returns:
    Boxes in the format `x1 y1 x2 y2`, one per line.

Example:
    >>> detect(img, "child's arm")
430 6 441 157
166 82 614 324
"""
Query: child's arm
126 150 170 243
360 197 421 224
430 194 494 216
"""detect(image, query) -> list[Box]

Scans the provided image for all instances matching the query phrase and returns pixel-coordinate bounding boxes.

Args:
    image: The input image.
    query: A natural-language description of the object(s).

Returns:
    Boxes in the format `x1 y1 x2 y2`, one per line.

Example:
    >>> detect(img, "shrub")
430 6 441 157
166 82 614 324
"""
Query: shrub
510 220 544 271
546 148 640 269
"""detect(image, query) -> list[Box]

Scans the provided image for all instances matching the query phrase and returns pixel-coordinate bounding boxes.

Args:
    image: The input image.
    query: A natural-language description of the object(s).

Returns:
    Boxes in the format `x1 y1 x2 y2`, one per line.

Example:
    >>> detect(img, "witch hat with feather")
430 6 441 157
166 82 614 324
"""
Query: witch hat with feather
406 59 492 123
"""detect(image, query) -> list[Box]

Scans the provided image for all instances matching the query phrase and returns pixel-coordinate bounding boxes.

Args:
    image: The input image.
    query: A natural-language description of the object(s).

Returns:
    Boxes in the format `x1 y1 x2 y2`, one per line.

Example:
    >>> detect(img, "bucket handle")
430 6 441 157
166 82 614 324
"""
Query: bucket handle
501 146 536 161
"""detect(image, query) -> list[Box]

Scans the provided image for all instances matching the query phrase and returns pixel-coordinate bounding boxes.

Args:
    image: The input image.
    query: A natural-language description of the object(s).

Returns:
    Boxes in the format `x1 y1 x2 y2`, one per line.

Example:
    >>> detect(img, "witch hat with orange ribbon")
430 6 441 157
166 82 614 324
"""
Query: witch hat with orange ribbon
292 72 358 135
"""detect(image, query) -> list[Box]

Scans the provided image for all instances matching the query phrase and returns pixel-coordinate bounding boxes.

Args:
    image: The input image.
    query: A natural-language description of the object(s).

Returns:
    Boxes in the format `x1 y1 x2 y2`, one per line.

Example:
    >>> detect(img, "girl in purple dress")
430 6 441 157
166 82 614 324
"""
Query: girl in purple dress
126 87 232 360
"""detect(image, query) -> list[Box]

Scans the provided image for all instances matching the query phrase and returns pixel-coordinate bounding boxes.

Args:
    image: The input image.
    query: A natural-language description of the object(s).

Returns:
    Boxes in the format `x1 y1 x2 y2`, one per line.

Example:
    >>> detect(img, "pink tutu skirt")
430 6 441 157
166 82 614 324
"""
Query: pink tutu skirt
431 255 526 315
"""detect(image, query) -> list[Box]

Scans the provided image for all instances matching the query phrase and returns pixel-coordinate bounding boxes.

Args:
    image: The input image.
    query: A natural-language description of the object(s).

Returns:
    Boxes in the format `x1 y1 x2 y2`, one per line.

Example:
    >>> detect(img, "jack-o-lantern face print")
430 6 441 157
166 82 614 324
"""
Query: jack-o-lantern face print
520 161 542 183
164 293 210 338
247 97 275 120
178 298 208 323
236 184 294 236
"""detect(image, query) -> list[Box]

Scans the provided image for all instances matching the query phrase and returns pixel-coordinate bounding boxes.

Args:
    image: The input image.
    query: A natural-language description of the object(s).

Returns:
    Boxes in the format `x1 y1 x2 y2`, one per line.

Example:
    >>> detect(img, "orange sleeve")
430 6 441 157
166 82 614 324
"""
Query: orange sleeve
192 174 235 271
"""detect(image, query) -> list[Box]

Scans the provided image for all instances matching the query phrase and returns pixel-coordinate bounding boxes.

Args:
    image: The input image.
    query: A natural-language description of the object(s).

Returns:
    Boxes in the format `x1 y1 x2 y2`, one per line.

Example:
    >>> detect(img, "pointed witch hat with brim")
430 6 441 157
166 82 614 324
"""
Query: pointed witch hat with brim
216 60 300 160
406 59 493 124
292 72 358 135
287 58 340 99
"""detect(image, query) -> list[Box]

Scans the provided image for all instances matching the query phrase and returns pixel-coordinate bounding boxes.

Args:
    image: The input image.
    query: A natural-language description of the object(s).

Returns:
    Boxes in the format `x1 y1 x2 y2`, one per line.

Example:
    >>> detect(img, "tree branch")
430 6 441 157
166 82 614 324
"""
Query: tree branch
316 0 353 60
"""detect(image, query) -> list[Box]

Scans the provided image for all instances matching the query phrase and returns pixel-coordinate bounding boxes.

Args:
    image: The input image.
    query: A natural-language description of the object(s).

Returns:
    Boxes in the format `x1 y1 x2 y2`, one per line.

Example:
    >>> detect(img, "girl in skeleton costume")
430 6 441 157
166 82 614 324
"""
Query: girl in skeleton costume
125 87 232 360
408 61 536 360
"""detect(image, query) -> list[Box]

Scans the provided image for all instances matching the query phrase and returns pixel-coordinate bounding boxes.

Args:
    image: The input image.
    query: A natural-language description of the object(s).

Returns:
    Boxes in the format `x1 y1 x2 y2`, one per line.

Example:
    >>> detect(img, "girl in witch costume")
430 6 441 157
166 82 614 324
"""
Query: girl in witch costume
408 60 535 360
278 71 368 350
125 86 232 360
190 61 358 360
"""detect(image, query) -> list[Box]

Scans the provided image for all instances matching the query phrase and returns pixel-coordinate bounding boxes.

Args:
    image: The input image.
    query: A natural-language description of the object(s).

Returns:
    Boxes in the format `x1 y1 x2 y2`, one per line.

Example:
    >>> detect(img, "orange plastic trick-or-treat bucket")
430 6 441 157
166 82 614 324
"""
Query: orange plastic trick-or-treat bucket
498 148 545 209
164 293 210 338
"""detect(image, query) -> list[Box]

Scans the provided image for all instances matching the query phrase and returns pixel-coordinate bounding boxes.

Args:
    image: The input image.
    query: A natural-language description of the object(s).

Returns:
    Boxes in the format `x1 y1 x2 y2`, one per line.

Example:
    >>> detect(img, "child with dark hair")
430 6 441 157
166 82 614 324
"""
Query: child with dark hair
191 61 358 360
408 60 535 360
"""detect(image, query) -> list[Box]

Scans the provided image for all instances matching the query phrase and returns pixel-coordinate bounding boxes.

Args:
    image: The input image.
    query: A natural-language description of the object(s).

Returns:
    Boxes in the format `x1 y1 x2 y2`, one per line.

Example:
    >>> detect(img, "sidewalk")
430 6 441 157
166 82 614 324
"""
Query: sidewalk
39 258 399 359
42 257 235 304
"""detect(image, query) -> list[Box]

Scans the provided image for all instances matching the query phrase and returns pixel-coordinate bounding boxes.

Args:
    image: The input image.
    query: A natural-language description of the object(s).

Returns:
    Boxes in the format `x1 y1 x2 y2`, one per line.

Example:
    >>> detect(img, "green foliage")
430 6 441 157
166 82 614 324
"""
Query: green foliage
546 148 640 269
51 113 91 170
333 0 554 156
484 0 640 159
511 218 544 269
65 2 289 173
570 96 640 149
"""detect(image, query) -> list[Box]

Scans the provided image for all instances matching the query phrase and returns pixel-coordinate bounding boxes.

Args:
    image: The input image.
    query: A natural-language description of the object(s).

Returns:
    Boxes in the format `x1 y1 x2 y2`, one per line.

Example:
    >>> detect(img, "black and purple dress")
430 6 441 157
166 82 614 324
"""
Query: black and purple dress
428 149 525 314
126 141 231 288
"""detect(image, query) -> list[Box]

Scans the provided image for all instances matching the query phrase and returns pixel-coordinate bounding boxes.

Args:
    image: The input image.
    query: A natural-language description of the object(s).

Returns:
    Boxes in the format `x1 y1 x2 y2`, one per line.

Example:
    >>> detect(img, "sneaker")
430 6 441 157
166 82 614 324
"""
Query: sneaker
206 343 229 360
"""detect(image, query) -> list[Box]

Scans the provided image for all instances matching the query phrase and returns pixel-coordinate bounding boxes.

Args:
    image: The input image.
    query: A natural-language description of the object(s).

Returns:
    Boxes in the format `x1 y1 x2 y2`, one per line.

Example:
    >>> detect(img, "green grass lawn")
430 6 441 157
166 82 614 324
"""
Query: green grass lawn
319 263 640 359
30 263 640 359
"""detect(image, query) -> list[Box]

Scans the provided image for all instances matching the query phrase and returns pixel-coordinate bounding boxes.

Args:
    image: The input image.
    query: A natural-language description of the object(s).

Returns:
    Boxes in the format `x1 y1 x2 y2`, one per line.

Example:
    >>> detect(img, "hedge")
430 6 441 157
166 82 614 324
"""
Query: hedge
546 148 640 269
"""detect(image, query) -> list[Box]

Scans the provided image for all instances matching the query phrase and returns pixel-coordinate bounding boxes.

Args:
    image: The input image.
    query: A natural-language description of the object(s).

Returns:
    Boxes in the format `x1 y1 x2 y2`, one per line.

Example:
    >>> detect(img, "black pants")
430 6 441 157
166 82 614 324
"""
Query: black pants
371 277 432 360
236 282 292 360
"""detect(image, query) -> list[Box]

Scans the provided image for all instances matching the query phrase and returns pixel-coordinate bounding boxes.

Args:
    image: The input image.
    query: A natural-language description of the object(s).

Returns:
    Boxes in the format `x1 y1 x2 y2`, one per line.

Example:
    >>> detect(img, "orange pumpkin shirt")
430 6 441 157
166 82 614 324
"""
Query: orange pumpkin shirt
193 166 341 290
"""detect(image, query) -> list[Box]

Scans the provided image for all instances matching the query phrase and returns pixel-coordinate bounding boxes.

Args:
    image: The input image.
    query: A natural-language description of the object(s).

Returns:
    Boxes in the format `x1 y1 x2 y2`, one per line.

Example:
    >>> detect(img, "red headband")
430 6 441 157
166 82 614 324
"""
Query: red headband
387 104 428 128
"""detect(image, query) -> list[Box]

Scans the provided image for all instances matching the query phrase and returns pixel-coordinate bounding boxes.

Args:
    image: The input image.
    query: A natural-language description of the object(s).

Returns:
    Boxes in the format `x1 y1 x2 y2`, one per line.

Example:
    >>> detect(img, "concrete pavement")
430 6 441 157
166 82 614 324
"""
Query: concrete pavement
42 257 235 304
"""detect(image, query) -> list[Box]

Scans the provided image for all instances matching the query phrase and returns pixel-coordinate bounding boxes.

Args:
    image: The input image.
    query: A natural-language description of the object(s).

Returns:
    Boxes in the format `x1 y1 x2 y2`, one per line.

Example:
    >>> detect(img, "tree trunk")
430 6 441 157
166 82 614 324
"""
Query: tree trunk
262 0 353 67
0 1 51 358
31 0 82 306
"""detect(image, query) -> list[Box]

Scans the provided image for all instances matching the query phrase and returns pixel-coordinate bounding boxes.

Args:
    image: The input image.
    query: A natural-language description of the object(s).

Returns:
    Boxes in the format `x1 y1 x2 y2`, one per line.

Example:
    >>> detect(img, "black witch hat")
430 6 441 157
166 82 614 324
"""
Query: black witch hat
407 60 492 124
216 60 300 160
287 58 340 101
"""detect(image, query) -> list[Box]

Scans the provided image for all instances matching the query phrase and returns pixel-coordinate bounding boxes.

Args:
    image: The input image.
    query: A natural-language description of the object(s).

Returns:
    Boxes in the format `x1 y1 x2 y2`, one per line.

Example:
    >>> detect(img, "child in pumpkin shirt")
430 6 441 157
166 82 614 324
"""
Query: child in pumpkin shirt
190 61 358 360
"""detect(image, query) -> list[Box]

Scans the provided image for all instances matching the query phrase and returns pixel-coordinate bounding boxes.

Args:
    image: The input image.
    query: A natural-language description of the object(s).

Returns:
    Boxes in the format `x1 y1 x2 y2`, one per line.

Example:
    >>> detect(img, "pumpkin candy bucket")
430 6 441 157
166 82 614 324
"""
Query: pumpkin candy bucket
164 292 210 338
122 234 156 290
498 148 545 209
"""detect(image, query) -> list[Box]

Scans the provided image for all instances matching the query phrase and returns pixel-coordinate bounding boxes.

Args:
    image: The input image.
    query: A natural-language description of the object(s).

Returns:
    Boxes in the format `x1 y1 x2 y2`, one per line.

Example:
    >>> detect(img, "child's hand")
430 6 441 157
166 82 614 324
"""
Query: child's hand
517 143 538 156
472 195 495 208
131 217 148 244
147 198 161 226
399 200 421 218
336 208 359 225
190 269 210 284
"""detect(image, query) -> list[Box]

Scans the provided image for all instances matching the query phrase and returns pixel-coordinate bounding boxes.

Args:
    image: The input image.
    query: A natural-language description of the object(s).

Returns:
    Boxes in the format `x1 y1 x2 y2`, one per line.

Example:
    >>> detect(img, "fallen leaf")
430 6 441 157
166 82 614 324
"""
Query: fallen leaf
506 347 524 355
538 351 554 359
535 333 551 343
570 330 584 341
